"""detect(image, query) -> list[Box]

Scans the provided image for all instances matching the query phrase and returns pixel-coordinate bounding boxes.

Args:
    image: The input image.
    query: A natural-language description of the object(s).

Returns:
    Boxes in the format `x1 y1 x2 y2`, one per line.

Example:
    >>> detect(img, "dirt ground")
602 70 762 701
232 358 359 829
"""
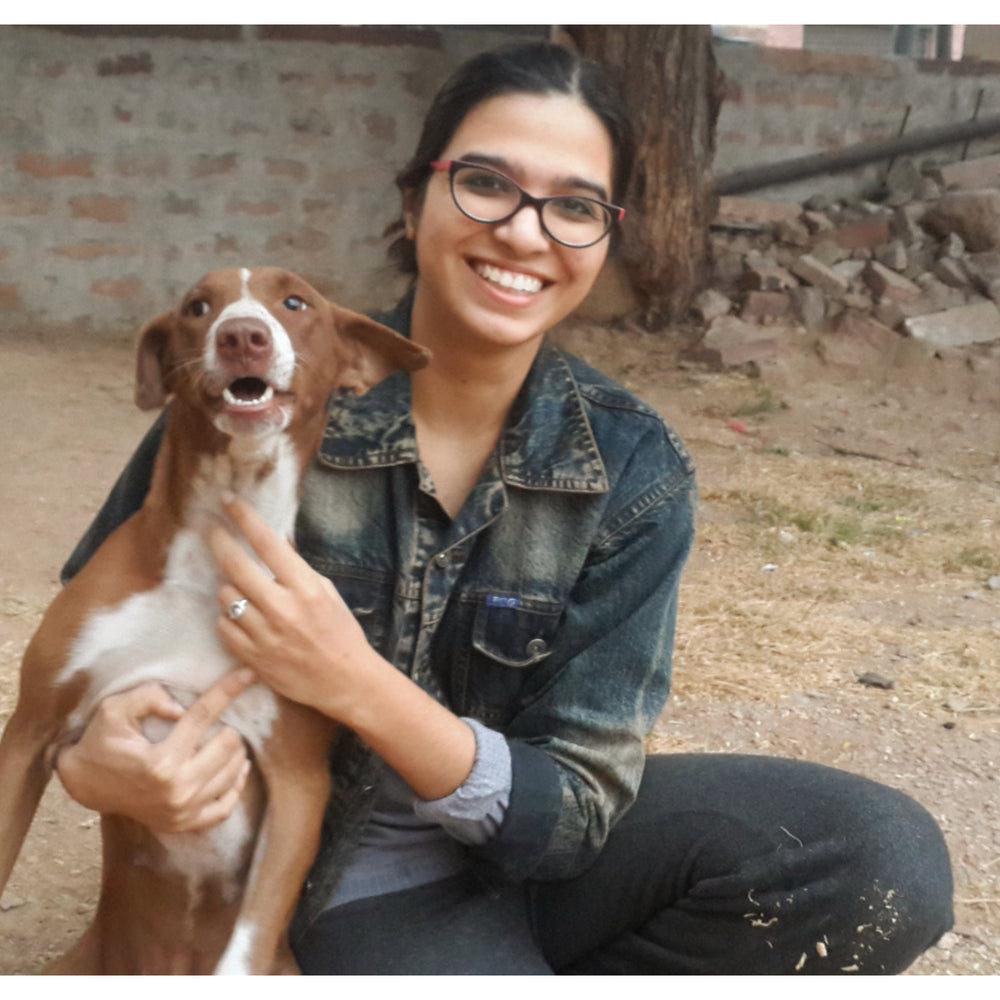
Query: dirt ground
0 314 998 975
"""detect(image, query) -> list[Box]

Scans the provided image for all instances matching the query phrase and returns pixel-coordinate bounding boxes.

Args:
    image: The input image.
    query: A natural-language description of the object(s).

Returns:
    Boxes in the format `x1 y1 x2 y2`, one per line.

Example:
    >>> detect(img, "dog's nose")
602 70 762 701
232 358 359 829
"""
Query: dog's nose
215 318 274 366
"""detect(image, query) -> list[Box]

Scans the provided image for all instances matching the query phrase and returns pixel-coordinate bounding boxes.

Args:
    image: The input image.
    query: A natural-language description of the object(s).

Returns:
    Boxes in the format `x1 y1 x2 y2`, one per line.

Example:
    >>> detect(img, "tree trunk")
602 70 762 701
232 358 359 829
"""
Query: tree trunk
567 25 724 329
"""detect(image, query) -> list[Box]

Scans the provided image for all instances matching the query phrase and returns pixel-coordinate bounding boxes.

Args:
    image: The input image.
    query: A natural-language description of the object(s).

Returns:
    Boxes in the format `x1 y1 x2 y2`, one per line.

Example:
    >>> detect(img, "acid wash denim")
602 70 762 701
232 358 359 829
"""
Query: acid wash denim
61 301 697 946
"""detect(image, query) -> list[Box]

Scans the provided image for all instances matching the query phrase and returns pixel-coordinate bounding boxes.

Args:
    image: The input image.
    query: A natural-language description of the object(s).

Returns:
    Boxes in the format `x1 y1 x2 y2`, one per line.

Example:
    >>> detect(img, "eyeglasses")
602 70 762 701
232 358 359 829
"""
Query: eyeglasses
429 159 625 249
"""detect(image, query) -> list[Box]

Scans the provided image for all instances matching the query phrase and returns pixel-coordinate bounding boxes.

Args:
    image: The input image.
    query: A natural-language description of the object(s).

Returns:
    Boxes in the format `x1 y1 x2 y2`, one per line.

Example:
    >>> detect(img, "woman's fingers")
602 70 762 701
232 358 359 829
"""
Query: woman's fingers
163 667 257 758
220 495 312 587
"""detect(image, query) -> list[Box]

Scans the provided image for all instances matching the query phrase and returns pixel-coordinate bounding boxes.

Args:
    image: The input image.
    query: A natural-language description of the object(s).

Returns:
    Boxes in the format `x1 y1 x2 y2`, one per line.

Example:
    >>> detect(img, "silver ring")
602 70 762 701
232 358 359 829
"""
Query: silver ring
227 598 249 621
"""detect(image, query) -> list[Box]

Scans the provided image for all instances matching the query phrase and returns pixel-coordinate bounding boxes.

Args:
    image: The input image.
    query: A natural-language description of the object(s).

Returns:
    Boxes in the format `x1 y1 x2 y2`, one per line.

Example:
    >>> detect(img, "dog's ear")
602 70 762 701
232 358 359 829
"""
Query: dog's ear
330 304 431 395
135 314 174 410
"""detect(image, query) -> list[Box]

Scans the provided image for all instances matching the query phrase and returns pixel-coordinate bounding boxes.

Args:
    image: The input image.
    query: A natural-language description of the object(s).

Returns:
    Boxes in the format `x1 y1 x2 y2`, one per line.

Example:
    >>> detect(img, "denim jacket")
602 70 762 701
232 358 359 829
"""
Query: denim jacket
62 299 697 942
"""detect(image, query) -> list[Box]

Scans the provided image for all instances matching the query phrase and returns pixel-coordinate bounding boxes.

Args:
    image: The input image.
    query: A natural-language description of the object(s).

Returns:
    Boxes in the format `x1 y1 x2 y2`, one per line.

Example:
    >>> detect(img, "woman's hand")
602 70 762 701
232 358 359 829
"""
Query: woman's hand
208 496 372 722
55 669 255 833
209 496 478 801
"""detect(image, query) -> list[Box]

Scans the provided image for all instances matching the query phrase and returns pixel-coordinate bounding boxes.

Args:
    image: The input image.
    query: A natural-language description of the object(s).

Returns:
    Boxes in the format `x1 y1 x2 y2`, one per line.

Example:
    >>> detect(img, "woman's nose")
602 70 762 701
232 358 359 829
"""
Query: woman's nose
492 204 550 251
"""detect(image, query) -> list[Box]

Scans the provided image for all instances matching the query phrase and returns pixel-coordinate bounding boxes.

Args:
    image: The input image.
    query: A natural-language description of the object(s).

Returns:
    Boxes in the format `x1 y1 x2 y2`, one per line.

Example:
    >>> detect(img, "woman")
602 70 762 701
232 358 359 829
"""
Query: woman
57 42 953 974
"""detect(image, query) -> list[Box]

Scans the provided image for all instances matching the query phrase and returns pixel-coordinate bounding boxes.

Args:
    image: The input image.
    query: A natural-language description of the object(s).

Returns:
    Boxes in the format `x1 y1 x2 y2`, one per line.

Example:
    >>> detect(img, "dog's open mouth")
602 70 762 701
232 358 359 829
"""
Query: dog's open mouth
222 377 274 408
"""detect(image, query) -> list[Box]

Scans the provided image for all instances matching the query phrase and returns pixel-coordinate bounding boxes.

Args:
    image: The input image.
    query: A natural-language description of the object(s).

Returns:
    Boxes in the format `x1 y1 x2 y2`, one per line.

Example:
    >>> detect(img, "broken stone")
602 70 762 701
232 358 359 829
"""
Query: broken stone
694 316 780 369
842 291 874 311
874 299 907 329
828 217 892 251
716 196 803 228
883 158 923 207
810 240 851 267
857 672 895 689
821 312 903 367
941 232 966 259
788 286 826 330
932 152 1000 191
693 287 732 324
776 217 812 248
903 300 1000 348
790 254 850 295
922 189 1000 252
804 193 832 212
962 250 1000 295
862 261 922 302
918 176 942 201
740 290 791 323
933 258 970 289
889 204 926 246
831 259 867 284
875 239 908 272
739 252 797 292
802 210 835 235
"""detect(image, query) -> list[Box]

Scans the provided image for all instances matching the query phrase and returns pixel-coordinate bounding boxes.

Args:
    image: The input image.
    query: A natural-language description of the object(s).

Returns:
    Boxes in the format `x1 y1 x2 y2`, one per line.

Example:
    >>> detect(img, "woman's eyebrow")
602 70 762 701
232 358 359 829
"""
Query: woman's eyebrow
457 151 611 202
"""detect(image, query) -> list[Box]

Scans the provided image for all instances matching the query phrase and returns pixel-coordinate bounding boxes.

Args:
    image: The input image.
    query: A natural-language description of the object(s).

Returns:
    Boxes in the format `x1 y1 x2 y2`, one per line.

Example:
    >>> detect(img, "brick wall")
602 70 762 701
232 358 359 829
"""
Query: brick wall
714 42 1000 203
7 27 1000 335
0 24 533 334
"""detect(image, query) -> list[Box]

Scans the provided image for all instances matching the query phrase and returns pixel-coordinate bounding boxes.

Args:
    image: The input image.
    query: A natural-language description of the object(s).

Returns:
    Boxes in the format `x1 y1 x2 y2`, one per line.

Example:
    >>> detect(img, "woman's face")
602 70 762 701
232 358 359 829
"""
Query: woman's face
407 92 616 354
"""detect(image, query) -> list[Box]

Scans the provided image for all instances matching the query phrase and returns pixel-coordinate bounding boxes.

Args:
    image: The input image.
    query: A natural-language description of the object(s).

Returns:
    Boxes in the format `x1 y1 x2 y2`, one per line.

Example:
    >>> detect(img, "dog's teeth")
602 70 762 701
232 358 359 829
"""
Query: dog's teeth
223 385 274 407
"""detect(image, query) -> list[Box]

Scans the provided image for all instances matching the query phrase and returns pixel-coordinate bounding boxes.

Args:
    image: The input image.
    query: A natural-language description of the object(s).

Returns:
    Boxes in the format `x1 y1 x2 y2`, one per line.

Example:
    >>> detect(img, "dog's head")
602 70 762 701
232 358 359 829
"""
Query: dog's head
135 267 429 441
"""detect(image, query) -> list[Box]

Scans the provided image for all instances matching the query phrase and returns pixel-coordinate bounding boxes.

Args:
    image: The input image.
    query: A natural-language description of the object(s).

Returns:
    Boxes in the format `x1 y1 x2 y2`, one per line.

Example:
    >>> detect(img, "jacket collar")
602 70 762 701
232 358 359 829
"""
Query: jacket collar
317 299 609 495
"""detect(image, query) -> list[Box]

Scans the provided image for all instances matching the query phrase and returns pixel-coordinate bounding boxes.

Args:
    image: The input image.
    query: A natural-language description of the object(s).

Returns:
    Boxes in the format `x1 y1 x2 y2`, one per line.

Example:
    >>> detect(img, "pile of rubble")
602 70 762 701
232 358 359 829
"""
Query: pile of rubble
696 152 1000 368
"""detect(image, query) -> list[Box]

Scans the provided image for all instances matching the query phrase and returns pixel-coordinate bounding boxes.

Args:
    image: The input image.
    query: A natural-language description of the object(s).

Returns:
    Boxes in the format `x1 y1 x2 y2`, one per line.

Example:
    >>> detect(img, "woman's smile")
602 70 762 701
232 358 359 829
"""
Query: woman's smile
472 260 546 296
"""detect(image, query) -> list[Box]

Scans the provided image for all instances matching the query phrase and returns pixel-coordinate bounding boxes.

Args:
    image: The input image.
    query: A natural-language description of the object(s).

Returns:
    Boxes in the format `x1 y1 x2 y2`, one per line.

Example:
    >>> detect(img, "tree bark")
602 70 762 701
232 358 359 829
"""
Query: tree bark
567 25 724 329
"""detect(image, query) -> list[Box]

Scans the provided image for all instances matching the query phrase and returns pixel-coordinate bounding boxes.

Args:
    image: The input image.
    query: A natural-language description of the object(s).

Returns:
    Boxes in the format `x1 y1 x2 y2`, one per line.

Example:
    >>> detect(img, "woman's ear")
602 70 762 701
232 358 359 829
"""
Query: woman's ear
402 187 422 240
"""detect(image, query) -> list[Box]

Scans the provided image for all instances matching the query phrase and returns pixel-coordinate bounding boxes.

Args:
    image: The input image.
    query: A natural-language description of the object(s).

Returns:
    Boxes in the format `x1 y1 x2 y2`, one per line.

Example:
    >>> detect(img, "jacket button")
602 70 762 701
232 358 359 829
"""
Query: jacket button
433 551 449 568
526 637 548 657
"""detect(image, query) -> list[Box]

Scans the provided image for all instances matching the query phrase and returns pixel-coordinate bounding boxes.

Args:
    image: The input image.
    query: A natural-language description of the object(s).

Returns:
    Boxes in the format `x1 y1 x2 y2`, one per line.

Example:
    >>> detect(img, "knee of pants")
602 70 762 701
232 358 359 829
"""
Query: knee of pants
841 785 954 944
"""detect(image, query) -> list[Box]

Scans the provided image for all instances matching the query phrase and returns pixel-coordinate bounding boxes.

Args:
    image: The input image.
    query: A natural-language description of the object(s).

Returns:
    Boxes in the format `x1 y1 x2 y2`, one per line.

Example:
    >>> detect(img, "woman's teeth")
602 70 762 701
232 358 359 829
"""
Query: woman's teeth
476 263 543 294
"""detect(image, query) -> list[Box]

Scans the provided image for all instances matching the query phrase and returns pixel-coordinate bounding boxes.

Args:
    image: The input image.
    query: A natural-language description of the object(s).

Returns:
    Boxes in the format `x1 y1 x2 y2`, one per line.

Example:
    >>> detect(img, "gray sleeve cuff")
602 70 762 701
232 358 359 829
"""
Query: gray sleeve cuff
411 718 511 845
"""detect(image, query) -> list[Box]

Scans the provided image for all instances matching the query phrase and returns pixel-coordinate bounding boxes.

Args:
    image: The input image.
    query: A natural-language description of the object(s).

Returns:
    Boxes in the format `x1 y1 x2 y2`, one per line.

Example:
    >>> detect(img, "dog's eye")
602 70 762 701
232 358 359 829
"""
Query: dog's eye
186 299 211 318
283 296 308 312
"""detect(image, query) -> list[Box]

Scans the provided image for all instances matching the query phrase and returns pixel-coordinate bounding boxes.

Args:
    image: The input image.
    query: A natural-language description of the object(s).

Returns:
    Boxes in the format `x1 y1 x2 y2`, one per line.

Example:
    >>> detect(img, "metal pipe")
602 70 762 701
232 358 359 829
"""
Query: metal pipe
713 113 1000 196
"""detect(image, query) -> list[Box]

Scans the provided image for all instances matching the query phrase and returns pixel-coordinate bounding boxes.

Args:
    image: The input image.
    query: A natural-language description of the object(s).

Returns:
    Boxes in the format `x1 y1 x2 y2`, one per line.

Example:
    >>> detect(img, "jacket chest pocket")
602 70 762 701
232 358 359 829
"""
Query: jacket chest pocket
460 596 563 727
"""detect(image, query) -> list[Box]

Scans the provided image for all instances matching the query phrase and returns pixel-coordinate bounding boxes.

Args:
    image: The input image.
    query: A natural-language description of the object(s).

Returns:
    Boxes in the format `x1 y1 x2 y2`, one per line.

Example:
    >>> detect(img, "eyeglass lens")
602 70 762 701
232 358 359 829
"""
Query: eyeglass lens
451 165 612 247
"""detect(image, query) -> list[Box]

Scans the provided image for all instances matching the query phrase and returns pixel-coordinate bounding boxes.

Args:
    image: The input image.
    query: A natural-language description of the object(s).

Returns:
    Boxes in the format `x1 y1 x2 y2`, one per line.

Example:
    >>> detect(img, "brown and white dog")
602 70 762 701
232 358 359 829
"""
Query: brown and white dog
0 267 429 974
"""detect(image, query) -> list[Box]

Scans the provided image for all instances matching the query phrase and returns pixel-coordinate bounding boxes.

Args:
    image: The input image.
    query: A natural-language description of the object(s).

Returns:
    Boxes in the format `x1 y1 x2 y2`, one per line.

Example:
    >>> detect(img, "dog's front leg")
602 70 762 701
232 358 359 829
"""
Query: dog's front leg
214 700 335 975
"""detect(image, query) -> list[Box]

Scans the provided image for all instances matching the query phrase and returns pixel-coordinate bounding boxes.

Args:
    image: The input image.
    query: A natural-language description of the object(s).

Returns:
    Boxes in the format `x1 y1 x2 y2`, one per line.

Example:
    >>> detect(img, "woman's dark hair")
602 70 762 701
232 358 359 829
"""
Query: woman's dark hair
386 41 635 274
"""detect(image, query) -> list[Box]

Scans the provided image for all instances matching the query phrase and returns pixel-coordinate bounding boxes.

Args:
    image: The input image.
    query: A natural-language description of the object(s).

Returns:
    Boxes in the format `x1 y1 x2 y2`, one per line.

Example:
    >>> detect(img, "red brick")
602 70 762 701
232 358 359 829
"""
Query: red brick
52 243 141 260
762 48 898 79
754 82 793 107
228 201 281 216
97 52 153 76
114 150 169 178
828 218 891 250
193 154 238 178
0 196 52 216
92 279 144 299
17 153 94 179
722 79 743 103
335 71 376 87
69 196 132 223
816 128 846 150
266 159 309 181
255 25 441 48
265 228 330 253
0 284 20 309
363 111 396 143
800 90 839 109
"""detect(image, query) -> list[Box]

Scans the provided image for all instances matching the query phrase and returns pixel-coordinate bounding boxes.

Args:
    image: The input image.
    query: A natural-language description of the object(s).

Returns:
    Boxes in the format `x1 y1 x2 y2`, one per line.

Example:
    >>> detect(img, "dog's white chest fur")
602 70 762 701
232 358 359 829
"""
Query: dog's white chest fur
58 438 300 883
